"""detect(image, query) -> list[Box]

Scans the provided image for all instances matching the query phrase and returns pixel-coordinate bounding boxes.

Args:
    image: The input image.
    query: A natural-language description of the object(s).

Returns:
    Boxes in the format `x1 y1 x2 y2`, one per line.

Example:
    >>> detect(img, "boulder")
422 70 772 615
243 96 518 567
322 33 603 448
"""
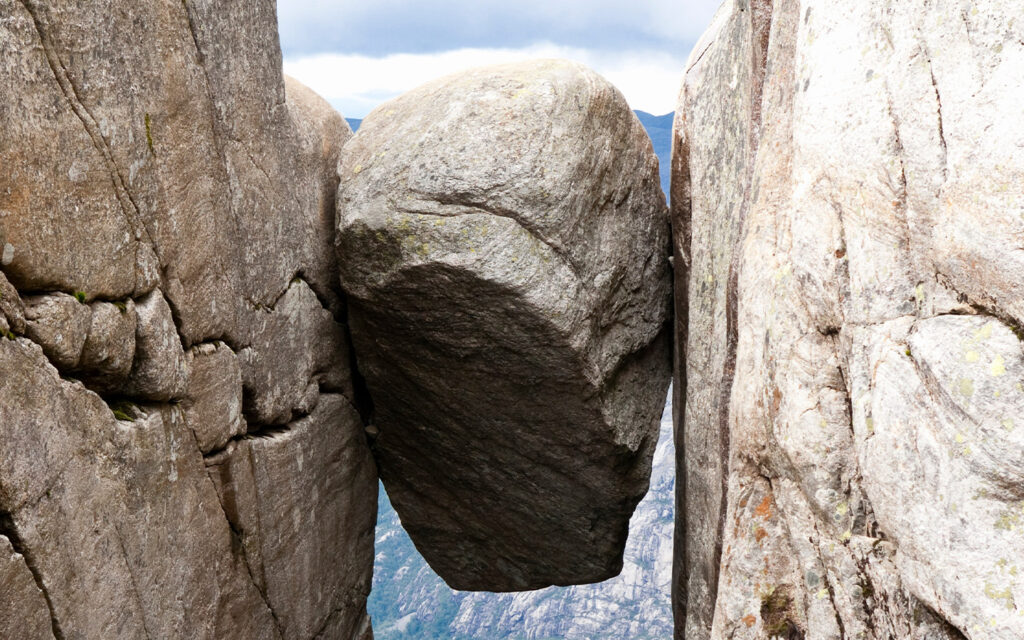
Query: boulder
673 0 1024 637
338 59 672 590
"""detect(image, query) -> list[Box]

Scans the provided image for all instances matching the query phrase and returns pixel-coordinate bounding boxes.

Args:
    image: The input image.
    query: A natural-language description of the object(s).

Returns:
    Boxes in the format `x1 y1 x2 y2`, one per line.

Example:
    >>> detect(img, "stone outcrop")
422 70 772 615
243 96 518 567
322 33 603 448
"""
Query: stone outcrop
337 59 672 591
0 1 374 638
673 0 1024 638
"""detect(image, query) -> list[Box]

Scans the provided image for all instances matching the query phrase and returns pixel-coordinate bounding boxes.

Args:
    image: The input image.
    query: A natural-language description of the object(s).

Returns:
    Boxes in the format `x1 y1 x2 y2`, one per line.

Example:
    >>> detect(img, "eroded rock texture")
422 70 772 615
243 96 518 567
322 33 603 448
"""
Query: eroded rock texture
674 1 1024 638
0 1 374 637
337 60 672 591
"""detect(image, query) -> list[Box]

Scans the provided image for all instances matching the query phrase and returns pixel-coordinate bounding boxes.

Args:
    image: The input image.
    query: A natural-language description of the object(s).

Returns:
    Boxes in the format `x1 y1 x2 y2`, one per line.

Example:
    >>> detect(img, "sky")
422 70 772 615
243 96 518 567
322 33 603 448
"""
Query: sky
278 0 723 118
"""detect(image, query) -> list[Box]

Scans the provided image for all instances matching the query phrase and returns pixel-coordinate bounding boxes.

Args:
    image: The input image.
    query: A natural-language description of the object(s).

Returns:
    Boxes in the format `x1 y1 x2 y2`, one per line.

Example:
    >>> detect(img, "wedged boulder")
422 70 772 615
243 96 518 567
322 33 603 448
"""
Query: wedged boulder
673 0 1024 637
337 59 672 590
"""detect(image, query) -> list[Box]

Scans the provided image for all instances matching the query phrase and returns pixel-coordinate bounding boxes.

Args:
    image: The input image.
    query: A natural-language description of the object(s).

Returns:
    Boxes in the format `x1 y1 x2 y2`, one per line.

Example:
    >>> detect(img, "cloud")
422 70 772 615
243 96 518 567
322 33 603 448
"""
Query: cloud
277 0 721 57
284 44 688 118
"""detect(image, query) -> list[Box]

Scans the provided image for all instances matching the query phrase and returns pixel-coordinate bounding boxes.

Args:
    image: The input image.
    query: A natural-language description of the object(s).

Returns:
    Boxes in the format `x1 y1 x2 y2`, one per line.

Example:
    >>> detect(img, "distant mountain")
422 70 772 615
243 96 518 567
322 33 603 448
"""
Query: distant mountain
345 111 673 200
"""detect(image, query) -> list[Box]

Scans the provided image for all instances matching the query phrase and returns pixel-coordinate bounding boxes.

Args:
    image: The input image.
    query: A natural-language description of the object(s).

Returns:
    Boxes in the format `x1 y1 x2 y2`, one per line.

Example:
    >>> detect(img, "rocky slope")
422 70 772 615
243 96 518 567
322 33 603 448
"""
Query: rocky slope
672 1 1024 638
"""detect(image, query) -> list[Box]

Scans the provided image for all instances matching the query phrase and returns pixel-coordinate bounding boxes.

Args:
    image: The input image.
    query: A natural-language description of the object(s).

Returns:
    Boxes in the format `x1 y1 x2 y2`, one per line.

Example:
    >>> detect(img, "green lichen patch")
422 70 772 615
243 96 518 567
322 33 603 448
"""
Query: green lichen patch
109 400 138 422
74 291 87 304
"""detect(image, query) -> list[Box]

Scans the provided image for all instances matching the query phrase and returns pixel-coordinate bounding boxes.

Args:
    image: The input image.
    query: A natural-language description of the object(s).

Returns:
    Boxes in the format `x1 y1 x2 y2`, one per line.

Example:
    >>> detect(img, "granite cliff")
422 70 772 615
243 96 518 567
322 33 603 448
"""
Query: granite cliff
672 1 1024 638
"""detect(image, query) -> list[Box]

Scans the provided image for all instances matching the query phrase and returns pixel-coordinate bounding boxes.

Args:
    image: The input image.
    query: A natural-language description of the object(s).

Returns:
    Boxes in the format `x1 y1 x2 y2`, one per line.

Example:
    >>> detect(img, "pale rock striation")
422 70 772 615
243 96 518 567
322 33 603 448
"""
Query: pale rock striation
0 1 374 637
673 1 1024 638
337 59 672 591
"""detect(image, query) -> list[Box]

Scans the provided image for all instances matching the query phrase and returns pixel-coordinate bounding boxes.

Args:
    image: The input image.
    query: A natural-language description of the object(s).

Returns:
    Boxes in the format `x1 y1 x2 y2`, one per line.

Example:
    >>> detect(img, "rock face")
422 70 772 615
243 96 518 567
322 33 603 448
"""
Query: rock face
337 59 672 591
673 0 1024 638
0 1 374 638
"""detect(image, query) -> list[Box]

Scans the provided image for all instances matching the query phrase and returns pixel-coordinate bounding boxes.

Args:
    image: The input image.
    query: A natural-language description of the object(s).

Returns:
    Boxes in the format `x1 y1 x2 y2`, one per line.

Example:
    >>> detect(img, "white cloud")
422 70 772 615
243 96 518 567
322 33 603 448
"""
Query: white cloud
284 44 688 118
277 0 722 57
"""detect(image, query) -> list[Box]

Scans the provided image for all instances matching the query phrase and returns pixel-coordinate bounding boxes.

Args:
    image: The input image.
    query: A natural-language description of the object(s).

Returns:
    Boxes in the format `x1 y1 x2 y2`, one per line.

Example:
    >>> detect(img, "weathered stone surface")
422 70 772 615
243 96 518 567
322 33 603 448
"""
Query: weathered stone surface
239 278 353 426
184 341 245 454
0 2 374 636
0 337 278 638
285 74 354 317
673 0 1024 637
125 289 188 401
78 299 137 388
0 534 53 639
206 394 377 640
22 292 92 370
338 59 672 590
0 270 25 334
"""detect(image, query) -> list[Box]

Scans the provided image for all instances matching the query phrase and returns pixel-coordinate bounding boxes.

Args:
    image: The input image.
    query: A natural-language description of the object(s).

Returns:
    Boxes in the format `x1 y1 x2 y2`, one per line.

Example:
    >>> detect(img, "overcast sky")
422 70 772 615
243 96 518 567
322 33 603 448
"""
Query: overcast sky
279 0 722 118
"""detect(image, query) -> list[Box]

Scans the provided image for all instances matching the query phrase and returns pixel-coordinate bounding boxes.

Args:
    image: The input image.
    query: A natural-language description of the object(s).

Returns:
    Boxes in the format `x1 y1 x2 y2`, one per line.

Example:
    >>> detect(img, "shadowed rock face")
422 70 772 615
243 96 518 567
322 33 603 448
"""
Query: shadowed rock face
337 59 672 592
673 0 1024 638
0 1 375 637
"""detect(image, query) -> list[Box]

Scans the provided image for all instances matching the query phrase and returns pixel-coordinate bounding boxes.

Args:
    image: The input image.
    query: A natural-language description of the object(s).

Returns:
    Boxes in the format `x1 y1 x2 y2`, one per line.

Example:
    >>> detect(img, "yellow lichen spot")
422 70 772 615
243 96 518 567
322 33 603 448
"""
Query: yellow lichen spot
1002 418 1015 432
841 530 852 541
991 355 1007 376
816 588 829 600
955 433 967 444
966 350 980 363
836 502 849 516
975 323 994 341
959 378 975 398
866 417 874 434
915 283 925 303
774 264 792 283
963 446 973 456
352 164 363 174
984 582 1015 610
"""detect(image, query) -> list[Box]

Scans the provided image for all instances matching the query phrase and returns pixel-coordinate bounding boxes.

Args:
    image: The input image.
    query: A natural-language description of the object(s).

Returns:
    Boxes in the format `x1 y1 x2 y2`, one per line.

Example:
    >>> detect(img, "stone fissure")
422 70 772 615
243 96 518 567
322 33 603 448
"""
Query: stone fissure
17 0 160 294
0 510 65 640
